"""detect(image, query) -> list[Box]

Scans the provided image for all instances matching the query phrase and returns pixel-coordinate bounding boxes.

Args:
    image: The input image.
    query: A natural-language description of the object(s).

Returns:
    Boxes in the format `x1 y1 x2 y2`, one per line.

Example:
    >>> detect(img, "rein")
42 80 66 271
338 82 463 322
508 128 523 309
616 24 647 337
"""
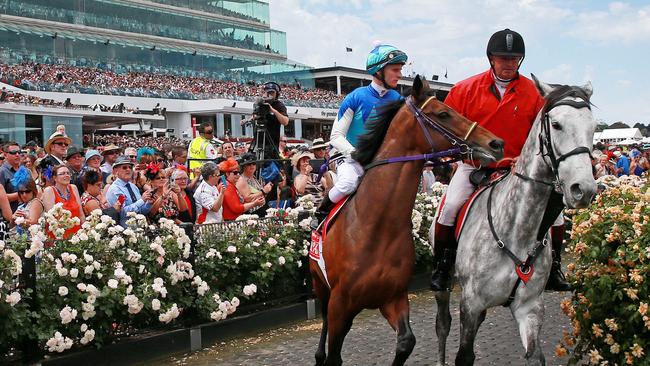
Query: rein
489 93 592 307
364 96 474 171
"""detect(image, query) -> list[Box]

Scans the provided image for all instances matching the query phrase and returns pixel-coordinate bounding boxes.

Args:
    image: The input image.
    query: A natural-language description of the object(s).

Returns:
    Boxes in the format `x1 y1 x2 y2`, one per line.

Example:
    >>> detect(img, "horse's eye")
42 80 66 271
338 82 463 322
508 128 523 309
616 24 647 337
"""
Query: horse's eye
551 121 562 130
438 112 450 119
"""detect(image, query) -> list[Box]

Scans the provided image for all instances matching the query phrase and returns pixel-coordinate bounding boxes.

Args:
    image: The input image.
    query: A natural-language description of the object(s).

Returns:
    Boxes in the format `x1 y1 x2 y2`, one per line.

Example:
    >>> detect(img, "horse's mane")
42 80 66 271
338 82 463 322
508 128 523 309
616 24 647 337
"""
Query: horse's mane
351 99 405 165
542 84 592 113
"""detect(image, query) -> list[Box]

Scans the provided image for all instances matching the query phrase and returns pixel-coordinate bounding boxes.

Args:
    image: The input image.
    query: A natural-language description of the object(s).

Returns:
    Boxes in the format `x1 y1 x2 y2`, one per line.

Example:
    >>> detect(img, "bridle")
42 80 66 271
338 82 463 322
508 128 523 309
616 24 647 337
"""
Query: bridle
364 96 479 170
514 93 592 192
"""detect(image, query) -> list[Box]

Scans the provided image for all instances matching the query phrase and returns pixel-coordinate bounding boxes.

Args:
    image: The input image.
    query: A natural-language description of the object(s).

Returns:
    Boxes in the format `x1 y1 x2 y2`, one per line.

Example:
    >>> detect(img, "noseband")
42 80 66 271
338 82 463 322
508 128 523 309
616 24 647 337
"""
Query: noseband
364 96 477 170
515 94 592 191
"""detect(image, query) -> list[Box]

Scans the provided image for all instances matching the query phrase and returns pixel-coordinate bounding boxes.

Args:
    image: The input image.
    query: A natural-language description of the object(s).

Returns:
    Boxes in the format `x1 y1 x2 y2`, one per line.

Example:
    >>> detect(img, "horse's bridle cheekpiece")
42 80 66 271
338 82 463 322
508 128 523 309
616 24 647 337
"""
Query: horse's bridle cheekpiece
363 96 476 171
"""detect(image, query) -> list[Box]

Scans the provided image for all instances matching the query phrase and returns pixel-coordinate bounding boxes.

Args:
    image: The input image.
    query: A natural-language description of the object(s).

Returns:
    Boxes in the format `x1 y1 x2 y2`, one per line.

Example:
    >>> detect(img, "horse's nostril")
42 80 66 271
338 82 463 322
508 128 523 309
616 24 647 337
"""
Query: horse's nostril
489 139 504 151
570 183 584 200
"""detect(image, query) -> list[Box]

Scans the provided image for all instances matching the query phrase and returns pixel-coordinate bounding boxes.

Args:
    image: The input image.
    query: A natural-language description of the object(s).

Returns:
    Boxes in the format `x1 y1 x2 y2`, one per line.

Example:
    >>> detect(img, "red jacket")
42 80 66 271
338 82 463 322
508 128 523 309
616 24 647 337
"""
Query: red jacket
445 70 545 164
222 183 245 221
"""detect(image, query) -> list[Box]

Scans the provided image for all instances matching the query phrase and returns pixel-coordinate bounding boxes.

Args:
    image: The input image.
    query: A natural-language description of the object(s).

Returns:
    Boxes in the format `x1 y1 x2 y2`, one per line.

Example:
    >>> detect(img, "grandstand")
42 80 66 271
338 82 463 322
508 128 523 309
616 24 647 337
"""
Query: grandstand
0 0 453 145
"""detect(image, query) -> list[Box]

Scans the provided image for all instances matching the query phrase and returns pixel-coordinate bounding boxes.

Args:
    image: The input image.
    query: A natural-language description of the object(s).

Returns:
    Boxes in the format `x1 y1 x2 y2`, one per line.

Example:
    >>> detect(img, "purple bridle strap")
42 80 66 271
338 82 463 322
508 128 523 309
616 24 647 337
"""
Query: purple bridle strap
364 147 462 171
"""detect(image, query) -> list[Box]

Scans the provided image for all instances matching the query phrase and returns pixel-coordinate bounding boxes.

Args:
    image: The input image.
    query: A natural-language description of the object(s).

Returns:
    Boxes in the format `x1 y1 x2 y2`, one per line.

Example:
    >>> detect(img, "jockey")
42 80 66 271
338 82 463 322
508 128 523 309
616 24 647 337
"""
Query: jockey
430 29 572 292
313 44 408 224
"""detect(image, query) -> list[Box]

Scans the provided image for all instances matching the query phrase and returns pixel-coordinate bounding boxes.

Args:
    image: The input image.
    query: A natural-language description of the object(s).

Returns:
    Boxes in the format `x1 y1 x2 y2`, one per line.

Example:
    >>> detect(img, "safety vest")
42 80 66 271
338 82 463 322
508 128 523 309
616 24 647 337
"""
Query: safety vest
188 136 212 178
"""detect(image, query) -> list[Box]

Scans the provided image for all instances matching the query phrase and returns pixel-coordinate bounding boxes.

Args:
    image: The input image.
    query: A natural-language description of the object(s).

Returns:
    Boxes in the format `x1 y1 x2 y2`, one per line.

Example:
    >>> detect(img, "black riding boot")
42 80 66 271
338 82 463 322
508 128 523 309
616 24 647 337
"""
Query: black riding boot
545 224 573 291
430 223 457 292
310 195 335 230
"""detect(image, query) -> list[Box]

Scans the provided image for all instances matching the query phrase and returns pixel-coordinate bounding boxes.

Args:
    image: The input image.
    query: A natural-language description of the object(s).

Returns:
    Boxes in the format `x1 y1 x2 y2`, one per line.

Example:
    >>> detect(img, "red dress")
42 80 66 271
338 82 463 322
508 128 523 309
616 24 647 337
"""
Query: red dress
48 185 83 239
222 183 245 221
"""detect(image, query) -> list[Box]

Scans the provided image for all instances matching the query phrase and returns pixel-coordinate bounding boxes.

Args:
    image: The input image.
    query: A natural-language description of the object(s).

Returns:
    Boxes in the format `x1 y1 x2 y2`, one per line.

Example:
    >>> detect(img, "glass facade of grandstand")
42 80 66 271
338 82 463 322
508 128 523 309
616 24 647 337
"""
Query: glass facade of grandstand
0 0 302 79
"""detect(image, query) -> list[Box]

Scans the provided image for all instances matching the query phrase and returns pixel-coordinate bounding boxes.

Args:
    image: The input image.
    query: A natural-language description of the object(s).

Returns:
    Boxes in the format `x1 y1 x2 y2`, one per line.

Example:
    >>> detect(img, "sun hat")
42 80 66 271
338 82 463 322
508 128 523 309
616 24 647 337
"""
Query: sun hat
237 153 258 167
85 149 101 161
101 145 121 155
44 132 72 154
218 158 240 173
291 151 315 168
112 155 135 169
65 146 84 159
310 138 328 150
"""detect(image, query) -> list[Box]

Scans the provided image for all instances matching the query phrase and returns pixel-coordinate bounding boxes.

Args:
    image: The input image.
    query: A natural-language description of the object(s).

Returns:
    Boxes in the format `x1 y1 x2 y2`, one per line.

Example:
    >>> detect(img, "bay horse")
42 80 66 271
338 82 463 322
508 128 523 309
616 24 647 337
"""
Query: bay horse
309 75 505 366
431 75 597 366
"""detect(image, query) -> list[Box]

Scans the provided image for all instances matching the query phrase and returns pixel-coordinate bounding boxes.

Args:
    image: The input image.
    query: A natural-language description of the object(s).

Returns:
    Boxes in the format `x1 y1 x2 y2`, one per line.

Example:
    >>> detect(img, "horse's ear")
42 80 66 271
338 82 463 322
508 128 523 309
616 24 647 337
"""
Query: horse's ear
581 81 593 99
531 73 554 97
411 75 424 99
411 74 430 101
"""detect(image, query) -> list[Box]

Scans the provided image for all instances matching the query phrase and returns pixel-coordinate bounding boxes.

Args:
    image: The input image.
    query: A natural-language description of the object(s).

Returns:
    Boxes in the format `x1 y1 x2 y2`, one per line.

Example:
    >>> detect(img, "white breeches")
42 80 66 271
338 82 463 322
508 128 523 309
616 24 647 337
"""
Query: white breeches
328 158 364 203
436 162 564 227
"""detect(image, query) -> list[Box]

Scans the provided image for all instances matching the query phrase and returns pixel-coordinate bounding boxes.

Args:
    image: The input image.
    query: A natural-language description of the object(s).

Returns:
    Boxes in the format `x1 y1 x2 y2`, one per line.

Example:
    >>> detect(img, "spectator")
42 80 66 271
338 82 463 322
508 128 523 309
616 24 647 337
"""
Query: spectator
100 145 121 177
220 158 263 221
143 163 183 222
171 146 188 171
42 165 84 238
66 146 85 186
106 156 154 227
172 169 196 224
221 141 235 159
80 169 121 222
292 151 324 206
421 161 437 194
310 138 328 159
22 151 39 182
614 151 630 176
0 141 22 211
594 155 615 178
124 147 138 164
236 153 272 215
12 167 44 232
0 185 11 241
193 162 225 224
42 131 70 169
188 122 218 177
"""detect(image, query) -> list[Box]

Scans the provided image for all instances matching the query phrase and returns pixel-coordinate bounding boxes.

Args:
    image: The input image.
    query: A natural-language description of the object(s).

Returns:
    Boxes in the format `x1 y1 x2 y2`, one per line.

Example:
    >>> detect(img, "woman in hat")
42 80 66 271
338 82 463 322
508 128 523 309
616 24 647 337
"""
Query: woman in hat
171 169 196 224
219 158 264 221
236 153 272 215
42 164 84 239
292 151 324 206
143 162 184 222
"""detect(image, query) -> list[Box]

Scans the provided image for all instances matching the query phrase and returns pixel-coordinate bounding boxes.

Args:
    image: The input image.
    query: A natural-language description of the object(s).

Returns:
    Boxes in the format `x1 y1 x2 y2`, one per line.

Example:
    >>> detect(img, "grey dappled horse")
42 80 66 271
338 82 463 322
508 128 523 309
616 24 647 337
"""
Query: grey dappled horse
430 75 597 366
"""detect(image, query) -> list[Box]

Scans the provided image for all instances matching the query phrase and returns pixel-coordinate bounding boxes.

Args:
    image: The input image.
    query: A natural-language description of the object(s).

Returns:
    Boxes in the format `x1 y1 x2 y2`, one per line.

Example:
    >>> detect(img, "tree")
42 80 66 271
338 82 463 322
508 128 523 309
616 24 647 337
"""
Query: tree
609 122 630 129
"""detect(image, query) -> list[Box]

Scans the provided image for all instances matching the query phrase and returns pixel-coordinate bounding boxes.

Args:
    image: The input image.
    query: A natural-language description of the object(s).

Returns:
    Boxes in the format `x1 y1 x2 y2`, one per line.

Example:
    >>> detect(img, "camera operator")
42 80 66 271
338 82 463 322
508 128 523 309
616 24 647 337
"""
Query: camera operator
244 82 289 159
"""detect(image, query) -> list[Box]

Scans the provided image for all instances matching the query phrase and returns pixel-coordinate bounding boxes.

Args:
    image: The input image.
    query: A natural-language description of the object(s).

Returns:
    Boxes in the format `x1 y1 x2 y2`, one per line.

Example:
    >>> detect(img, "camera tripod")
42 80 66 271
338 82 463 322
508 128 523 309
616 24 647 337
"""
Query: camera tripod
249 124 279 161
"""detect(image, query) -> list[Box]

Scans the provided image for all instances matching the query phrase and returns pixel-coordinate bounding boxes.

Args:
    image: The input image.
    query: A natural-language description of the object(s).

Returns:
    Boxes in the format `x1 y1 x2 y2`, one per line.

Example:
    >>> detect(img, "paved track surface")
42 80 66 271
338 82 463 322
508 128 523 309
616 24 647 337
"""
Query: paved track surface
149 290 573 365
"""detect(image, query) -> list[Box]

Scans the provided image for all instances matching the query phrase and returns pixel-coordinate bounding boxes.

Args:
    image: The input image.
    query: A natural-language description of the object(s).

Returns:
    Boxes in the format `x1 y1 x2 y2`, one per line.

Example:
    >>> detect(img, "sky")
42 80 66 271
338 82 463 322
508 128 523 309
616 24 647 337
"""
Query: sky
269 0 650 125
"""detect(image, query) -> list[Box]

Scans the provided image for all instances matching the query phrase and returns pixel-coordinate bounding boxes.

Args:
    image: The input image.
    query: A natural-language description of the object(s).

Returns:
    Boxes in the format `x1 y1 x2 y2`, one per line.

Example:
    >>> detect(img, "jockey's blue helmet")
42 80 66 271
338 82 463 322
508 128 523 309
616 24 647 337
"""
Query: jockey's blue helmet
366 45 408 76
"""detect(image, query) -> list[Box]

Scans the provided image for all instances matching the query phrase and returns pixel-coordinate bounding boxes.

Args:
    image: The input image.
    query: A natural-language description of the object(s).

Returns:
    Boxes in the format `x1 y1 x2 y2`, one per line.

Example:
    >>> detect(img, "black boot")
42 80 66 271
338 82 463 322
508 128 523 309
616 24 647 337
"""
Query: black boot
430 223 457 292
310 195 335 231
545 224 573 291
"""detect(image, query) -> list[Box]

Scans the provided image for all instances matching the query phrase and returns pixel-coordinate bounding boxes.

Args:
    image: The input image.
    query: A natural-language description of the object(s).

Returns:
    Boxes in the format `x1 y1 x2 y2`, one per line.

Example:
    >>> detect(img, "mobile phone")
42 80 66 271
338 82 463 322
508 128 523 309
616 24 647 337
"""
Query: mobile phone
169 175 176 186
117 194 126 204
220 175 227 187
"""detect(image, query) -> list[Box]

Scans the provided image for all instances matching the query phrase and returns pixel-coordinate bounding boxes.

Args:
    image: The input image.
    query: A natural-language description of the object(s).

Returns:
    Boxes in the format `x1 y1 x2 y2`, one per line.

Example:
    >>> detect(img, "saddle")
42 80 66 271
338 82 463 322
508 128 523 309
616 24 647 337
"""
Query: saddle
454 168 509 241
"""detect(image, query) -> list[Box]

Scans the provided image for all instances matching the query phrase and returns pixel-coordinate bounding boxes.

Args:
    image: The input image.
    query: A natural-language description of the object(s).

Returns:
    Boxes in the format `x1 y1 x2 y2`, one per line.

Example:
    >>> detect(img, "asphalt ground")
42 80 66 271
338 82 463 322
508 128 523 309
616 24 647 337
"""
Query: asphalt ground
147 290 573 366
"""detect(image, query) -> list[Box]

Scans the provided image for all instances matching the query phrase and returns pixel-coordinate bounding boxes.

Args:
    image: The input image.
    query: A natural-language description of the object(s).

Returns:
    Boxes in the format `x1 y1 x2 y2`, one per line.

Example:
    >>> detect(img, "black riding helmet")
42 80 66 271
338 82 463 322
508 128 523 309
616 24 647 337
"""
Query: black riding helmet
486 28 525 78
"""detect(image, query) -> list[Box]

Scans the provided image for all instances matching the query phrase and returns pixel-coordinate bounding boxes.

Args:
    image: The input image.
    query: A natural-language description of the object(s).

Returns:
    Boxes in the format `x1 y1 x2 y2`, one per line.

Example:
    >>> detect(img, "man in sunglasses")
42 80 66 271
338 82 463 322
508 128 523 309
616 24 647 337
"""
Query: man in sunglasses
188 122 218 177
0 141 23 211
42 131 72 170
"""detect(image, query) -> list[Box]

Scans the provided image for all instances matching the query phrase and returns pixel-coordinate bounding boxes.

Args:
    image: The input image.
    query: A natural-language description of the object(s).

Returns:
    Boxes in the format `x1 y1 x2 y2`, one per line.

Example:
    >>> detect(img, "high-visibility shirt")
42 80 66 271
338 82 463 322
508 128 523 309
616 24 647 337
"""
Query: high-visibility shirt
188 136 217 177
444 70 545 165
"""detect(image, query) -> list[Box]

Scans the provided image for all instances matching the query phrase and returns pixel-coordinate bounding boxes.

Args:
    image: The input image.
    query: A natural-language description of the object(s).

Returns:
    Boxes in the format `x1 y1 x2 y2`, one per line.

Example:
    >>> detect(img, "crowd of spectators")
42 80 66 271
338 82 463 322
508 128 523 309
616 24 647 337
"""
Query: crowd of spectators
592 143 650 178
0 128 333 241
0 60 343 108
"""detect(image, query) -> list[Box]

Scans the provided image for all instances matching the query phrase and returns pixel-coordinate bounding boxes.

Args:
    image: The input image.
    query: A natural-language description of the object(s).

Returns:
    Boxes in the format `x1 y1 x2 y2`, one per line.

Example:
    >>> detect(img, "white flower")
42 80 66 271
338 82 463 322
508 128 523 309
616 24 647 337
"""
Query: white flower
267 238 278 246
79 329 95 345
107 279 119 289
58 286 68 296
243 284 257 296
114 268 126 279
231 297 240 307
59 306 78 324
226 245 237 253
84 265 94 275
278 256 286 265
264 262 272 268
234 257 240 264
77 283 87 291
80 323 88 332
151 299 161 311
158 303 180 324
5 291 21 306
69 268 79 278
252 241 261 247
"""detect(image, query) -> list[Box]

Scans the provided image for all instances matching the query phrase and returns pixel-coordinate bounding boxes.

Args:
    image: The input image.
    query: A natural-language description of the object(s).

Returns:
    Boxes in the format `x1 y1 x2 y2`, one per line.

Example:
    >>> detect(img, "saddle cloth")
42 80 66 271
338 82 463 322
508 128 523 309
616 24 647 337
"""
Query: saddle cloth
452 170 509 241
309 196 351 289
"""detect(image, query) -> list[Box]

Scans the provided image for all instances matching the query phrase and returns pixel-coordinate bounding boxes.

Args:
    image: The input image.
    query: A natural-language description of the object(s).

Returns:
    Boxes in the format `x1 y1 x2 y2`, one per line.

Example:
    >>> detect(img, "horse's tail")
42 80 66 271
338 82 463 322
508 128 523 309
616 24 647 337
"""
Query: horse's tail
434 291 451 366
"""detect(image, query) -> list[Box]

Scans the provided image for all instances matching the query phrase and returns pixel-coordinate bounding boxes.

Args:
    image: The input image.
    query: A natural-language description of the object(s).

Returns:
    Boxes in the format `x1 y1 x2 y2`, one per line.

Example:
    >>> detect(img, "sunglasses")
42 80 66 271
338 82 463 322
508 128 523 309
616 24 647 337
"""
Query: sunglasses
5 150 20 155
229 171 241 176
18 190 32 194
53 142 69 147
204 130 214 135
128 155 137 159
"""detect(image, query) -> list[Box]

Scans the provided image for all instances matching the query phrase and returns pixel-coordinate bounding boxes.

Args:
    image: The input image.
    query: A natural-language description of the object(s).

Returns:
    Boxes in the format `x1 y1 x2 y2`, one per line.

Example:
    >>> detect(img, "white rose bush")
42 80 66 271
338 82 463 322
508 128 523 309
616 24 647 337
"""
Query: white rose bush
1 185 448 359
